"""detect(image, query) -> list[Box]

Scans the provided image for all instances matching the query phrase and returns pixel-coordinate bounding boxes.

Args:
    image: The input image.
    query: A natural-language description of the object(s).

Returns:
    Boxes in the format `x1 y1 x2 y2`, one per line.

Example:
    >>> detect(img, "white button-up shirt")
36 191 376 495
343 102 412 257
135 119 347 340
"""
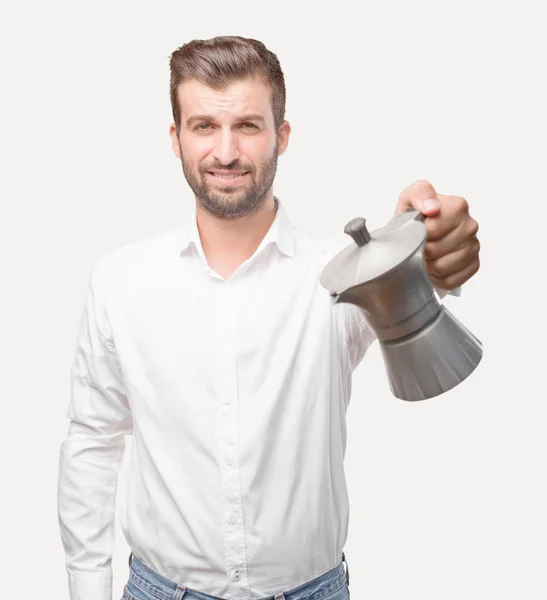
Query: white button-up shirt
57 197 412 600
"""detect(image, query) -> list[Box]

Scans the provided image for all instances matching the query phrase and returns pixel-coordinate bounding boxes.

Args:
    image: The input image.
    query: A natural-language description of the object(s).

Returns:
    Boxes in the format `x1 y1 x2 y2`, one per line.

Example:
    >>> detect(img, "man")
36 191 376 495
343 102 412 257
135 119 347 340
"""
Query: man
57 36 480 600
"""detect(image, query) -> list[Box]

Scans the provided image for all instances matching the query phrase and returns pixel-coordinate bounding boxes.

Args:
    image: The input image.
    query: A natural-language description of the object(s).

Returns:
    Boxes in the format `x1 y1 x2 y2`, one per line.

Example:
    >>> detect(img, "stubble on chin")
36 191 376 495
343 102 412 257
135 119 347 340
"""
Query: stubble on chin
186 165 275 220
198 173 264 220
179 143 279 220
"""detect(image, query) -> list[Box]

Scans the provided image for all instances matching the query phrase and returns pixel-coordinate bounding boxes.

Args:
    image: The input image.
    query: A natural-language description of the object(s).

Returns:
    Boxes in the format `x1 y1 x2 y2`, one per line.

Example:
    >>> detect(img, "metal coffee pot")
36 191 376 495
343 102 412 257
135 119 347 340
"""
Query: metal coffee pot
320 209 483 401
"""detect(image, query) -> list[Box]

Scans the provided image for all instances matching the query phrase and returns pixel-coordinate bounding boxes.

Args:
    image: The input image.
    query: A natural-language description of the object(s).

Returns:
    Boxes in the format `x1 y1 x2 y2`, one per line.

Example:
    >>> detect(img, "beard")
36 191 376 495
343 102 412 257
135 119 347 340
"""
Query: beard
179 139 279 220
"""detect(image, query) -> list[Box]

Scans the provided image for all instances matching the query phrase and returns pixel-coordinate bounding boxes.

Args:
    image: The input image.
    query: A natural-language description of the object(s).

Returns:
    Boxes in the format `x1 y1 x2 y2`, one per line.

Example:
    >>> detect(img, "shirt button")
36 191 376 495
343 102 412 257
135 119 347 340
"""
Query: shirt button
232 570 241 581
228 514 238 525
225 456 234 466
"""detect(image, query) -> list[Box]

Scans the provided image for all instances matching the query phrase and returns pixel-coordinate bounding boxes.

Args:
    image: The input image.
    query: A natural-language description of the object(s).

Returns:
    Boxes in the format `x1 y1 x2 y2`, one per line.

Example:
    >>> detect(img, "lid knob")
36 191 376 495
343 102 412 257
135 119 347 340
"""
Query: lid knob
344 217 371 247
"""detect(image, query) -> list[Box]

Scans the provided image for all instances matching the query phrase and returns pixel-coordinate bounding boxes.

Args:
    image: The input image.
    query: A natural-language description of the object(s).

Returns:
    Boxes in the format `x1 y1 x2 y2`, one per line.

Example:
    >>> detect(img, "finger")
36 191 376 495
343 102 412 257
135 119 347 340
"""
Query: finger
425 242 479 278
423 219 480 259
394 180 441 217
422 196 475 242
427 256 480 291
424 224 465 259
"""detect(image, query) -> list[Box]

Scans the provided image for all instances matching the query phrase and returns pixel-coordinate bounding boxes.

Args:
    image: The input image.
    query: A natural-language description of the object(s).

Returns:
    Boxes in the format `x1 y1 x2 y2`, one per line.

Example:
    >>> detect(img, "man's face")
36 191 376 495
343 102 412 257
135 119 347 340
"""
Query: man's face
169 77 290 219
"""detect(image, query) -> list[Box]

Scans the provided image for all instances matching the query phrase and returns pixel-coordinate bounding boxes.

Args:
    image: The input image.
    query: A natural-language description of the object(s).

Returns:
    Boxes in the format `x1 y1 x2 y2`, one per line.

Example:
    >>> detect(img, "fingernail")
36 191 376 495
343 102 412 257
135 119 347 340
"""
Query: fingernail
422 198 440 210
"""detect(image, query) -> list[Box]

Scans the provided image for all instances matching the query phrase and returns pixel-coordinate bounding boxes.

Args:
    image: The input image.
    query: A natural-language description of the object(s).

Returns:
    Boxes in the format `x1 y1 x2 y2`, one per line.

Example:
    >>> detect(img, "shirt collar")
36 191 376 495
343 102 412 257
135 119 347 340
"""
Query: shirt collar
178 196 295 259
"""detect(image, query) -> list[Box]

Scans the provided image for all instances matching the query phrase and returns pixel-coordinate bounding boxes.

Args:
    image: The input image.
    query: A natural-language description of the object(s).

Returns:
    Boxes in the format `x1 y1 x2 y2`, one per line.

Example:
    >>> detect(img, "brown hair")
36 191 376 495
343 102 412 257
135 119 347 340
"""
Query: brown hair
169 36 286 136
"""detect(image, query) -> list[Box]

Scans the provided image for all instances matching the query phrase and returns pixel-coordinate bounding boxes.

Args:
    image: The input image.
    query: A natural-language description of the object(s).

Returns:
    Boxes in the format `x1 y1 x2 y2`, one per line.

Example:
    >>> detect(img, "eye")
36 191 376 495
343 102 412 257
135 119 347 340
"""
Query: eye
193 122 258 131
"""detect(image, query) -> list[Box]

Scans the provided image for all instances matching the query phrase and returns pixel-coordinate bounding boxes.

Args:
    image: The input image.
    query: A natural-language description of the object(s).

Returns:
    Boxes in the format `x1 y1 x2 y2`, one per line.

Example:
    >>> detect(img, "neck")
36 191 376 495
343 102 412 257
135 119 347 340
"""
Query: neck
195 193 278 270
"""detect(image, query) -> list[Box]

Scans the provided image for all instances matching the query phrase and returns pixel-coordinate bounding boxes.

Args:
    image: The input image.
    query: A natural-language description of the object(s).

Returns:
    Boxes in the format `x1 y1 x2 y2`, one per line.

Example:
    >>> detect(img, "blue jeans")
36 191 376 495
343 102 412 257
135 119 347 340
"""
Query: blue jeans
122 552 350 600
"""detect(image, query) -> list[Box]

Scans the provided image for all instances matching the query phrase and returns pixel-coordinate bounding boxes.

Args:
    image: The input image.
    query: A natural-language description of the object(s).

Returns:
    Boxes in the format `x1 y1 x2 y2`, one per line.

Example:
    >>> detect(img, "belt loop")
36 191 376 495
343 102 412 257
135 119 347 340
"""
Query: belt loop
128 552 133 567
274 594 285 600
342 552 350 586
173 584 187 600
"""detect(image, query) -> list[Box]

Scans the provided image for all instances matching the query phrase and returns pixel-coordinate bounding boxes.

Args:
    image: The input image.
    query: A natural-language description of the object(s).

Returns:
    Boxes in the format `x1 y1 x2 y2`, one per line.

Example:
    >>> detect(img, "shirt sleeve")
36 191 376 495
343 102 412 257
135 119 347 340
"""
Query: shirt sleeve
57 255 133 600
320 237 377 372
341 303 377 372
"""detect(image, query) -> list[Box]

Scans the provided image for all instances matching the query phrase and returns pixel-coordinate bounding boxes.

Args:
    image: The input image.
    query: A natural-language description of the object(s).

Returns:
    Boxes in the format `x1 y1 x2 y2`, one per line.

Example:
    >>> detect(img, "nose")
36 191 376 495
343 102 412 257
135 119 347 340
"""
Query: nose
212 128 240 166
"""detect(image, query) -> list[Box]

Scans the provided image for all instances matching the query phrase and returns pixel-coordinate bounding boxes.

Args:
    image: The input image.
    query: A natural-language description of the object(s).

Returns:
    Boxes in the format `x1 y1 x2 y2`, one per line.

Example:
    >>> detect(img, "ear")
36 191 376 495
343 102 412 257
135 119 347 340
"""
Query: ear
277 120 291 156
169 123 181 159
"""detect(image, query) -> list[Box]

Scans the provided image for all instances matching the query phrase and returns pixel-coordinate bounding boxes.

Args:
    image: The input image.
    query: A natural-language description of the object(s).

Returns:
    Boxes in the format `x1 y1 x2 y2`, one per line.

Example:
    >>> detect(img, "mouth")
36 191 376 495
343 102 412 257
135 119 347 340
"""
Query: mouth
207 171 249 186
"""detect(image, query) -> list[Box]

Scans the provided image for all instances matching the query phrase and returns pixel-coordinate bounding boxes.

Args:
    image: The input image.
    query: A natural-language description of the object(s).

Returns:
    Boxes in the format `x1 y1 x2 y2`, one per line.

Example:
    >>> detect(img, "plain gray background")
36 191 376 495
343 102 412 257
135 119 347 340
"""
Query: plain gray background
1 0 545 598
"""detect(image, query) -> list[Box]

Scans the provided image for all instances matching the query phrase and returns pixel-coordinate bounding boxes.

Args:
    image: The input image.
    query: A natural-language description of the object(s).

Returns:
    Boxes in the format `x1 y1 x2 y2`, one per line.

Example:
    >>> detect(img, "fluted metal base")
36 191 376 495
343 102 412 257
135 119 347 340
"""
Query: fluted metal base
379 306 483 401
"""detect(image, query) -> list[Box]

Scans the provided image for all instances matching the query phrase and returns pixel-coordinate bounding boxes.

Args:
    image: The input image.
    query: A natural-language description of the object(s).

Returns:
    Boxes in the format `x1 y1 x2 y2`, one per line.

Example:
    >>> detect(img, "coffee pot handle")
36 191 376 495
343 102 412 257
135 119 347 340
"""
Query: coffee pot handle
405 206 426 222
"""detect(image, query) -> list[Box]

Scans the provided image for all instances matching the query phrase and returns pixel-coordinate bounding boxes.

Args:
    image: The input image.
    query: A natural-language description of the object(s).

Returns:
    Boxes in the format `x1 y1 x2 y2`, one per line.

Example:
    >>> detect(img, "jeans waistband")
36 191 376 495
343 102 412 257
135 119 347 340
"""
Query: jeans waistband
125 551 350 600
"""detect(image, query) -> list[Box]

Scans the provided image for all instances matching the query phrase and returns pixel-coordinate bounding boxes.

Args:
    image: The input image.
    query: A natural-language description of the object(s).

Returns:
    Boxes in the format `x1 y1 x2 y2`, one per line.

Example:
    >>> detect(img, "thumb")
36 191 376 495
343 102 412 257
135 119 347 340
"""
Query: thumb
394 182 441 217
394 196 441 217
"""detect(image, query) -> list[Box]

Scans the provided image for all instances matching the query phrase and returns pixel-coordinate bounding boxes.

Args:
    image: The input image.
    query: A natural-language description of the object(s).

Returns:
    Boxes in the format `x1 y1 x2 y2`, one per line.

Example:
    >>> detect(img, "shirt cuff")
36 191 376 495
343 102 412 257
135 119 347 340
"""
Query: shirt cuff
68 568 112 600
435 285 462 300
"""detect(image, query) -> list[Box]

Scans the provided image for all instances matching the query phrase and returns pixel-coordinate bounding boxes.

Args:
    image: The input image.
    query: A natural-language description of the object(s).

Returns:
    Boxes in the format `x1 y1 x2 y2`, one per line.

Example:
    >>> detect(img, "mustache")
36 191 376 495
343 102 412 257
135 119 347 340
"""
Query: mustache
201 164 253 173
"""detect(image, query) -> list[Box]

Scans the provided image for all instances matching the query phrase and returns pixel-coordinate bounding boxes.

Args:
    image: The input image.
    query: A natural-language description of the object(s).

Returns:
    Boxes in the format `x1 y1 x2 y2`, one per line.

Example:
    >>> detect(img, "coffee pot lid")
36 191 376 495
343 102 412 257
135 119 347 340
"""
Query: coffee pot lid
320 209 427 295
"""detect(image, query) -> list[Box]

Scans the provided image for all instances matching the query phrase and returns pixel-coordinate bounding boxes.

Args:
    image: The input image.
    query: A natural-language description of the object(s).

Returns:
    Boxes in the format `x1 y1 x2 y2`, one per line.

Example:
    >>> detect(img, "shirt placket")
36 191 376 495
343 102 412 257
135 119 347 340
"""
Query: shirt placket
216 279 250 593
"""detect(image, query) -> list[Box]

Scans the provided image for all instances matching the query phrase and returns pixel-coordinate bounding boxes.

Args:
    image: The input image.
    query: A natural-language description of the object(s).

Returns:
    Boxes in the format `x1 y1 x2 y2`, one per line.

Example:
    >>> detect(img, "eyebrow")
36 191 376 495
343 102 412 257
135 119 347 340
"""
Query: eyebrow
186 114 266 127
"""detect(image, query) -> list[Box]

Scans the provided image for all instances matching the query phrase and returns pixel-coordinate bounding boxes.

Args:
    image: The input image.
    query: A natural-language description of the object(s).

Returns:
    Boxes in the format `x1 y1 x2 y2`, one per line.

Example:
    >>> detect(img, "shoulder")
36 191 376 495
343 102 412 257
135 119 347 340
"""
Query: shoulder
291 225 351 270
89 227 182 294
98 226 181 269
